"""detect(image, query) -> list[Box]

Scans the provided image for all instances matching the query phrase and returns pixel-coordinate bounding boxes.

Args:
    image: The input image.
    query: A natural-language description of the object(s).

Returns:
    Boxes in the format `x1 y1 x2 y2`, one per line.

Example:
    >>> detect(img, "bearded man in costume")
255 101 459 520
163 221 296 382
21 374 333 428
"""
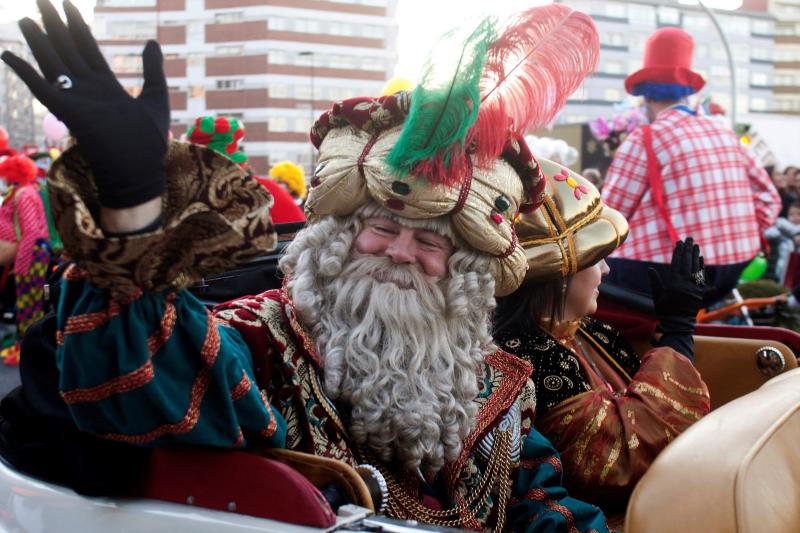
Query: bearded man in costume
0 2 612 531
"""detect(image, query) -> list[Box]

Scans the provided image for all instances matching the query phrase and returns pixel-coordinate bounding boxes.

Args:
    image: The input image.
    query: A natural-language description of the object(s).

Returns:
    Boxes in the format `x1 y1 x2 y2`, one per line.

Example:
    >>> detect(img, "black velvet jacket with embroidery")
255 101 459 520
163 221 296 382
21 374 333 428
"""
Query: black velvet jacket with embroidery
495 318 641 416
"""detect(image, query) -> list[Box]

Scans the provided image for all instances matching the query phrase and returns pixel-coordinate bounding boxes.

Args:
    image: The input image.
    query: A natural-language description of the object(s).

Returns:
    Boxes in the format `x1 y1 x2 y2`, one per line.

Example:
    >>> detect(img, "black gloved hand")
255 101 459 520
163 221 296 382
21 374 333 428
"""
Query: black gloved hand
648 237 706 361
1 0 169 209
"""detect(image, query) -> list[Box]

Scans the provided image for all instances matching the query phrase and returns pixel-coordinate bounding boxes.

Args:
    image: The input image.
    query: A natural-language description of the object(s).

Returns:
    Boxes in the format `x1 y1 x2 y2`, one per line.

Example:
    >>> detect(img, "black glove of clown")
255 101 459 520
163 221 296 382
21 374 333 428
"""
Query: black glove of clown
648 237 706 362
1 0 169 209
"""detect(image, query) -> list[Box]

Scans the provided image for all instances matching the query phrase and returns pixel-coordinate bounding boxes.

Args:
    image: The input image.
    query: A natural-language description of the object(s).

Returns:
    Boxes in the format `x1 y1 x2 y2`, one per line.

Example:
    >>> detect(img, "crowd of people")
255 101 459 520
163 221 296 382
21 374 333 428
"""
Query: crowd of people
0 1 789 532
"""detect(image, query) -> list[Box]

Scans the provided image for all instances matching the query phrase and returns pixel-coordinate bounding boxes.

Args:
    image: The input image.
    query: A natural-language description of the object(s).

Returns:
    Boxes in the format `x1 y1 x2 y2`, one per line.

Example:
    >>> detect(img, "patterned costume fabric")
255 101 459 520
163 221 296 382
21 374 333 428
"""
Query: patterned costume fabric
47 141 611 532
496 317 710 510
15 239 49 336
602 107 780 265
52 271 612 532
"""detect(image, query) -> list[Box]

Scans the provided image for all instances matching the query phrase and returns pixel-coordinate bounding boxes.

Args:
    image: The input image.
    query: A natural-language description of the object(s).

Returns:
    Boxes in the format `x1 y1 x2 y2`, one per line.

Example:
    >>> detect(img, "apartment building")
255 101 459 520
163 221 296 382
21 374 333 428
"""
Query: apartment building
0 24 35 149
771 0 800 114
94 0 398 174
557 0 777 125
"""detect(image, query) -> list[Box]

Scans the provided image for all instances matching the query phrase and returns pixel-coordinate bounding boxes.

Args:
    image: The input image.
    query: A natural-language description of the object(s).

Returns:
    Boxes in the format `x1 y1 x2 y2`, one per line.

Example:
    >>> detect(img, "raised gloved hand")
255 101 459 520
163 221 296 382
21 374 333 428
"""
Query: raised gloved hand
1 0 169 209
648 237 706 361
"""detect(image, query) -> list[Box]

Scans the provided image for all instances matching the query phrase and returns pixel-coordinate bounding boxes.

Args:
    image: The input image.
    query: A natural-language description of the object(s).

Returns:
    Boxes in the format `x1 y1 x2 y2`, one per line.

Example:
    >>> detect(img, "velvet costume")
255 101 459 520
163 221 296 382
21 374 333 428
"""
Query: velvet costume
42 142 611 532
495 317 710 510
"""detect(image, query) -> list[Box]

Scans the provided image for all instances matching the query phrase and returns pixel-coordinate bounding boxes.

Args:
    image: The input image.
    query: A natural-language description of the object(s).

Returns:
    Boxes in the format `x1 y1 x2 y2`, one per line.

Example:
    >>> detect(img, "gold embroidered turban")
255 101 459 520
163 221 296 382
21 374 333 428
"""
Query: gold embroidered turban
306 93 545 297
516 159 629 282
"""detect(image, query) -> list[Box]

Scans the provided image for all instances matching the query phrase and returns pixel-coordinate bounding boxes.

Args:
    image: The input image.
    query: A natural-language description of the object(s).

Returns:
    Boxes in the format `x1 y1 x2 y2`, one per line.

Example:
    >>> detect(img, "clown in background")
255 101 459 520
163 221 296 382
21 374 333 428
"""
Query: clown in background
0 150 51 364
186 116 304 224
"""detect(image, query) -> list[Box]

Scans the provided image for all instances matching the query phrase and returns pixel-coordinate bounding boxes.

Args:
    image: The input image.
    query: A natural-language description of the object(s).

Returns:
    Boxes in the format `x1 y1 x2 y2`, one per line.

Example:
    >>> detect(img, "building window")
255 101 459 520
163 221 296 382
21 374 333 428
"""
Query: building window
362 57 385 71
751 72 769 86
603 59 624 74
216 45 243 56
269 84 288 98
108 20 156 39
751 19 773 35
215 12 244 24
601 32 626 46
629 33 649 53
112 54 142 73
269 17 288 31
683 15 708 30
751 46 771 61
216 79 244 89
710 65 730 86
718 15 749 36
750 97 768 111
657 7 680 26
269 51 288 64
604 3 627 18
775 47 800 62
604 88 622 102
269 117 288 132
362 25 386 39
628 5 655 26
329 54 356 69
294 118 311 133
295 19 321 34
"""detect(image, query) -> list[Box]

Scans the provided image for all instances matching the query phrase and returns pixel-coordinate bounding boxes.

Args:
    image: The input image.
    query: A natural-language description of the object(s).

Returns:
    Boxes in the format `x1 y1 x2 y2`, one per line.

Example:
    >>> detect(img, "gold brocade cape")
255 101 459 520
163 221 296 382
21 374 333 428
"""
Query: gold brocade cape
495 317 710 511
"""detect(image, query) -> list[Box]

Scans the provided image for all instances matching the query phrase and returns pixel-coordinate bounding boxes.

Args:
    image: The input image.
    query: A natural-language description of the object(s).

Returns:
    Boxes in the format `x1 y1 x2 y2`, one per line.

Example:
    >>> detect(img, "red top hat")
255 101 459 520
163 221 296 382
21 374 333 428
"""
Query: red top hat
625 28 705 95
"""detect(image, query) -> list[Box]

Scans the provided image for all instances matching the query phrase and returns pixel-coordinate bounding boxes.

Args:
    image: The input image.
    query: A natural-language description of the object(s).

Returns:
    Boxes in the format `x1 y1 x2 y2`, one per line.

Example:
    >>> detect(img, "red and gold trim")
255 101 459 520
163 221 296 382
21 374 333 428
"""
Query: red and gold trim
522 454 562 475
99 311 221 444
446 349 532 489
230 370 252 401
259 389 278 439
60 298 178 405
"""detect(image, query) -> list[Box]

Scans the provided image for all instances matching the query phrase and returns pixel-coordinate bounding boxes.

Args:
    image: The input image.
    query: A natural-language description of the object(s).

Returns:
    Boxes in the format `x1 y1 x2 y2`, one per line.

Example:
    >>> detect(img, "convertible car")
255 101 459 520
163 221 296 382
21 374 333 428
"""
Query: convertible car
0 224 798 533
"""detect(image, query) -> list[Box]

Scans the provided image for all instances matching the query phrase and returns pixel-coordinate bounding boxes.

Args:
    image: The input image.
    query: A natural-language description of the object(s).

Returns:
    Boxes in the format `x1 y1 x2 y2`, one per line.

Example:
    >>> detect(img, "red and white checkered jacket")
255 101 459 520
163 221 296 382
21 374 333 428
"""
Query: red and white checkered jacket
602 107 780 265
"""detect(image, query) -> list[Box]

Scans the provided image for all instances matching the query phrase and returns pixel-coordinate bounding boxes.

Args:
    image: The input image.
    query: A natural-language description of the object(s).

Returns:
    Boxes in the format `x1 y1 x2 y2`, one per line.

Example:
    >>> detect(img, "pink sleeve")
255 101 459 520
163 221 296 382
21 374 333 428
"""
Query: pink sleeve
13 186 48 274
602 129 649 220
0 202 16 243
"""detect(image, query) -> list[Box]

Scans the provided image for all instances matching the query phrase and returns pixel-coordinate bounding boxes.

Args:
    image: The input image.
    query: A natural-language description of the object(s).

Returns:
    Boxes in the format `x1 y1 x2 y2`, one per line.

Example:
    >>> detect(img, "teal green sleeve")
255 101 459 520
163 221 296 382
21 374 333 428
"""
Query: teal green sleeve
55 276 286 449
509 429 611 533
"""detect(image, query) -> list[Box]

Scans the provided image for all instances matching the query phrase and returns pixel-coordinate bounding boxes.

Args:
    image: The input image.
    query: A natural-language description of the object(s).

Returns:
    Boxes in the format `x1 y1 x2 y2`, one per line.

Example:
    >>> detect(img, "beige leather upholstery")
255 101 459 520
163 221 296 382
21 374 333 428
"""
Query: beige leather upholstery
625 368 800 533
631 336 797 409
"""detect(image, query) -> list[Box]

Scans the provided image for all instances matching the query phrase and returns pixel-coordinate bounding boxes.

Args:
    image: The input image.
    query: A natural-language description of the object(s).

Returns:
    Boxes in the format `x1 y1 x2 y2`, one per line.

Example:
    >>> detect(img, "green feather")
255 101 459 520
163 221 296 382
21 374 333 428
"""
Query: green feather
386 17 497 186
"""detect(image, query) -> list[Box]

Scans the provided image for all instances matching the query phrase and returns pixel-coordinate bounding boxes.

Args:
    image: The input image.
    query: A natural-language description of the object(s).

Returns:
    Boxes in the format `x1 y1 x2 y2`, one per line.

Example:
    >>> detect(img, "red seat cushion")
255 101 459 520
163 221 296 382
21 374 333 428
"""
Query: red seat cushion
140 447 336 528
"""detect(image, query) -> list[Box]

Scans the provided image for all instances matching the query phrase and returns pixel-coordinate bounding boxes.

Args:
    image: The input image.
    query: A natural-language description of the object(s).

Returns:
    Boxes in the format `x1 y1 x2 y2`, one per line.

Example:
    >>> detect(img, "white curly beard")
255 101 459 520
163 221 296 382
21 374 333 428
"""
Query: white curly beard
280 205 497 473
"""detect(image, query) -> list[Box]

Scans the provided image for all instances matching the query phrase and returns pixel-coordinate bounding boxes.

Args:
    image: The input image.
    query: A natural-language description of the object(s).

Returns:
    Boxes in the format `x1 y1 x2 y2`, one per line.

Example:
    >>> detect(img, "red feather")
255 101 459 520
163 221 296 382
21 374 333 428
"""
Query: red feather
473 4 599 164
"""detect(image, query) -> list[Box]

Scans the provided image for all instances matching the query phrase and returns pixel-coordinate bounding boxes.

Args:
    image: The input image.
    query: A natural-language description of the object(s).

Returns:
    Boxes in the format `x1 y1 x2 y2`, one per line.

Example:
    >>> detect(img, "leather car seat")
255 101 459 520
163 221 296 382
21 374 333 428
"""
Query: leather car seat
625 368 800 532
631 335 797 409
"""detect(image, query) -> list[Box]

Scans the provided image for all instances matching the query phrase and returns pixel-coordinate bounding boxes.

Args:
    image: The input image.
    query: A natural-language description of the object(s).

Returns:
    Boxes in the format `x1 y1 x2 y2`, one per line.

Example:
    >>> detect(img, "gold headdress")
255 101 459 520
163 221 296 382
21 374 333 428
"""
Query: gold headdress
516 159 628 282
306 5 600 296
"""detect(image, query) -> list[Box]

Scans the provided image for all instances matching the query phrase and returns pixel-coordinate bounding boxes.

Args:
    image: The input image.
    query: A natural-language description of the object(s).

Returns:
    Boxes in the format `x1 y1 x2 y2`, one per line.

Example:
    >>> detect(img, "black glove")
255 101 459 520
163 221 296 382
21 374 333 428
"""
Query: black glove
648 237 706 362
1 0 169 209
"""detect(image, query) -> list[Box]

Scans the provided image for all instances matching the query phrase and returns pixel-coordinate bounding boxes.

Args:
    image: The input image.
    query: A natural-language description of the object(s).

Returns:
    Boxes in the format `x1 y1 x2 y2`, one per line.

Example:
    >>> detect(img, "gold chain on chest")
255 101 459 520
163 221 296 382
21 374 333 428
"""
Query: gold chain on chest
362 429 513 531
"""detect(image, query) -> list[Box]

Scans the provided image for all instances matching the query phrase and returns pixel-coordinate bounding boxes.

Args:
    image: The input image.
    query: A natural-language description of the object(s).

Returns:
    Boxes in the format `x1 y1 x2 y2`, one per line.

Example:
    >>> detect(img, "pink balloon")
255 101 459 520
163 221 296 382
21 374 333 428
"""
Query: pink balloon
43 113 68 143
